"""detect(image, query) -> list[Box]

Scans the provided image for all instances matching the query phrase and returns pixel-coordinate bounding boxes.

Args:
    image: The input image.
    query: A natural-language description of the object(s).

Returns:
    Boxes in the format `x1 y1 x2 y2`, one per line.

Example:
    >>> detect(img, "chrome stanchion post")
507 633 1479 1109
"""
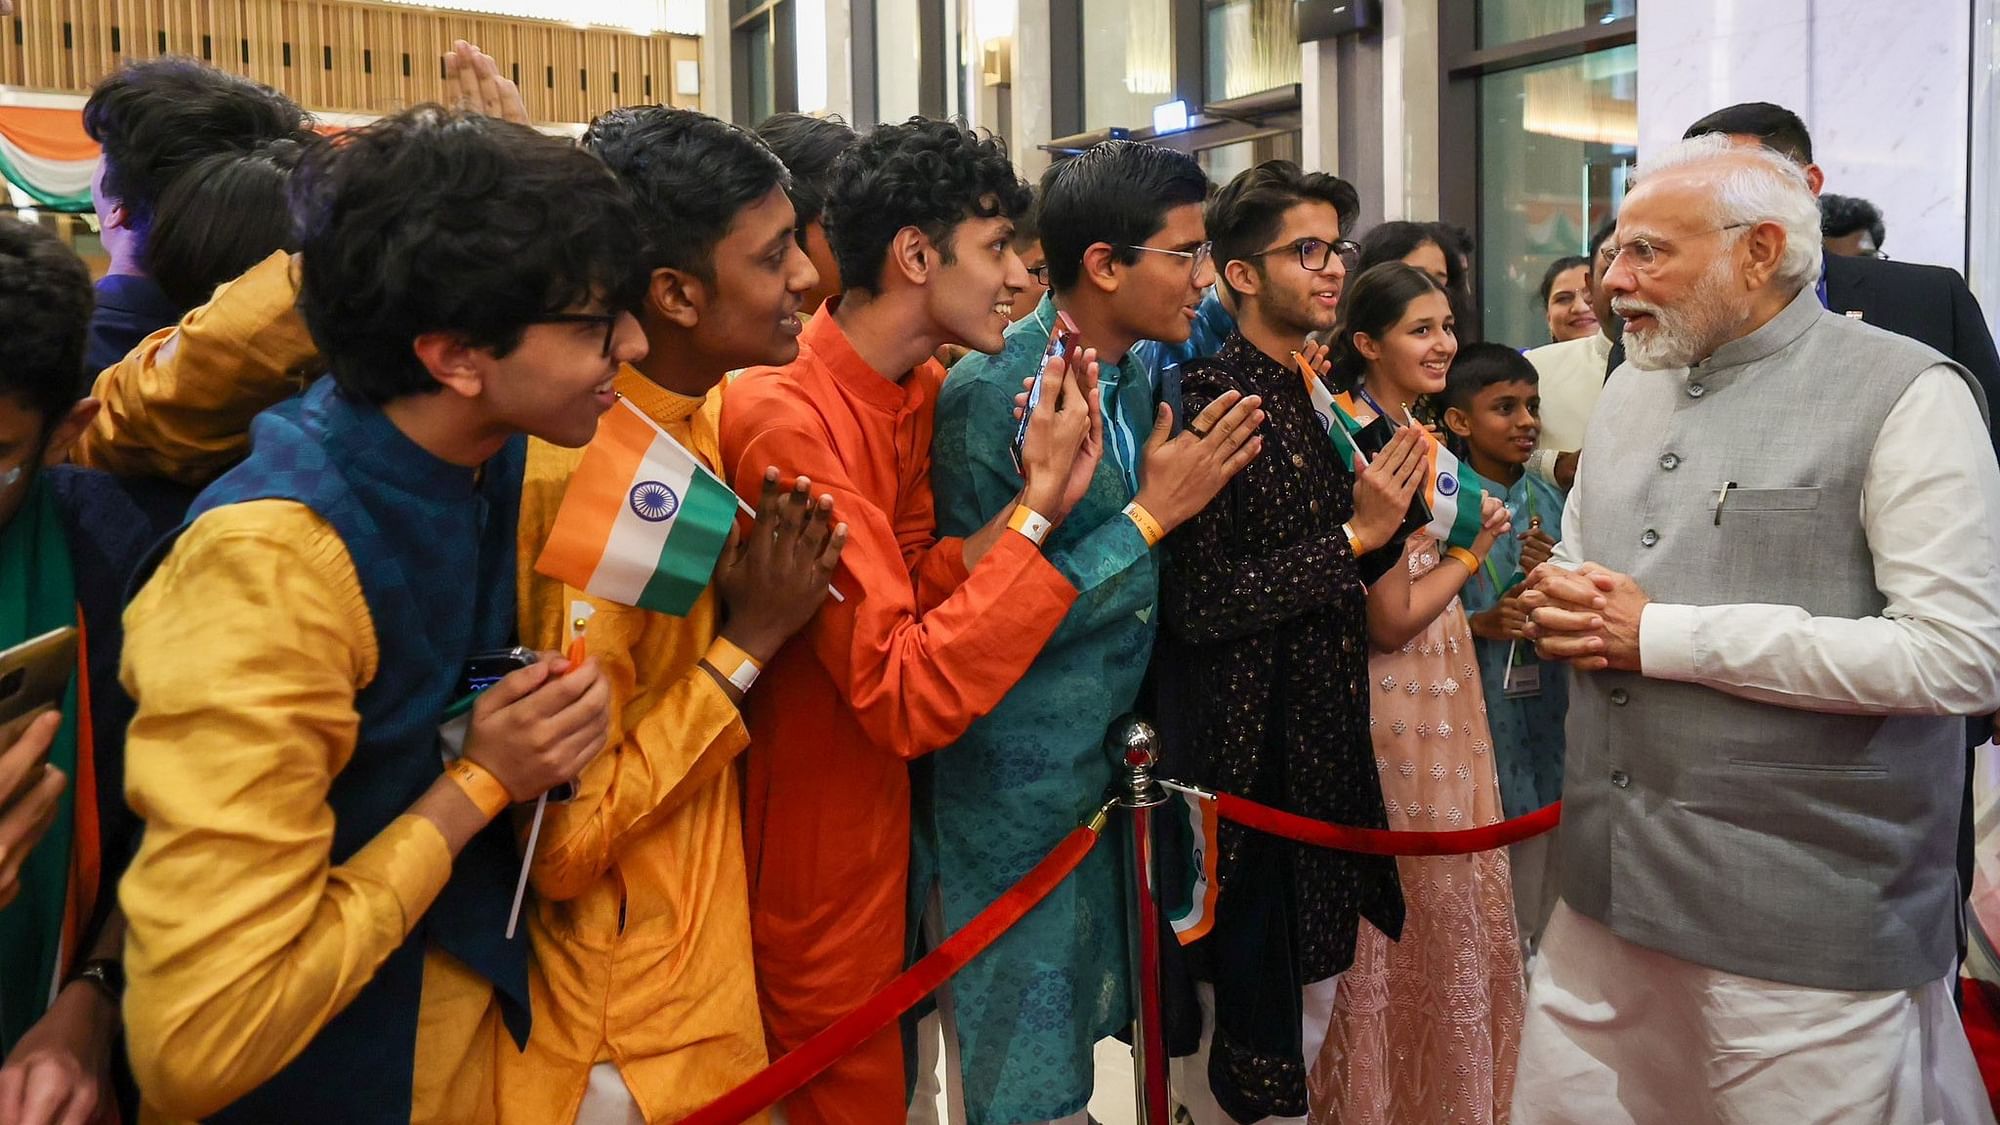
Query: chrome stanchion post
1110 715 1170 1125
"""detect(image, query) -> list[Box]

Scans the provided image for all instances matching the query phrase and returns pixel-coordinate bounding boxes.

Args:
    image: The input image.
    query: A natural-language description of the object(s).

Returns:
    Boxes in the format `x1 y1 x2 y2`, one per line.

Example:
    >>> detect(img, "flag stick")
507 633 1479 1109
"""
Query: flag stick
508 622 586 939
506 794 546 940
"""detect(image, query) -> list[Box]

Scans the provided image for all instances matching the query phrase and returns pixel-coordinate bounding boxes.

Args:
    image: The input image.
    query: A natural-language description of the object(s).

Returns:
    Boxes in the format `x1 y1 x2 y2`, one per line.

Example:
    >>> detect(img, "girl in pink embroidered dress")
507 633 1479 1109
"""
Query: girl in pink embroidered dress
1308 263 1525 1124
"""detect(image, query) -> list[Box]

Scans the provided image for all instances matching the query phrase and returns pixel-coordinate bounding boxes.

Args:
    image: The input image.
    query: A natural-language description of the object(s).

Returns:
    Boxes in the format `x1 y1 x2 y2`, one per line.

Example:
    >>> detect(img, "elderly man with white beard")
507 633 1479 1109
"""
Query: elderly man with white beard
1508 134 2000 1124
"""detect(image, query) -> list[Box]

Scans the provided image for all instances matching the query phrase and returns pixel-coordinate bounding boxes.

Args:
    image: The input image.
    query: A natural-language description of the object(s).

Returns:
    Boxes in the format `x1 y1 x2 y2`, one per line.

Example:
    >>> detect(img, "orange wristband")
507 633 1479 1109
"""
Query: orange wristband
705 636 764 694
1123 501 1166 548
445 757 513 818
1446 546 1481 576
1008 503 1054 546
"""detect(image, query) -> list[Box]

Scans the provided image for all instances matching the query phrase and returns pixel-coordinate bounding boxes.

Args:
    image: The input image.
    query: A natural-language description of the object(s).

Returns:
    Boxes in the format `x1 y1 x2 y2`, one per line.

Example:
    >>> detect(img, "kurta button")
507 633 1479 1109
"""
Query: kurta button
1291 452 1307 469
1687 382 1706 398
1659 453 1680 471
1309 499 1321 513
1610 769 1631 788
1640 528 1659 547
1609 688 1629 705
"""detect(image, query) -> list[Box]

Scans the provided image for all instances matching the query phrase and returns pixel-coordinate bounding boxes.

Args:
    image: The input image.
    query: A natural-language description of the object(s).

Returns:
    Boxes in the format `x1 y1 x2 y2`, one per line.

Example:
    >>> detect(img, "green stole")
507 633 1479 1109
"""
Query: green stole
0 475 79 1051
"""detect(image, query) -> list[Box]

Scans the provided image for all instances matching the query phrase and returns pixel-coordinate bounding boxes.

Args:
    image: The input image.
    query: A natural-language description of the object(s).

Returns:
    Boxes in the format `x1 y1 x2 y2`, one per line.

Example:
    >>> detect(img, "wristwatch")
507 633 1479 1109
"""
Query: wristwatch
72 958 125 1006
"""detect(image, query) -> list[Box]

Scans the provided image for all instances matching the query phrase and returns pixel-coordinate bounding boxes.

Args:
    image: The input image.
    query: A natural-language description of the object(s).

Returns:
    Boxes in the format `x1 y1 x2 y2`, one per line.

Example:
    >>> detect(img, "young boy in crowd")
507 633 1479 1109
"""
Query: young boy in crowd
1443 341 1568 958
502 105 845 1125
719 117 1096 1125
754 110 857 316
0 218 187 1125
924 139 1264 1125
116 107 626 1123
81 57 317 370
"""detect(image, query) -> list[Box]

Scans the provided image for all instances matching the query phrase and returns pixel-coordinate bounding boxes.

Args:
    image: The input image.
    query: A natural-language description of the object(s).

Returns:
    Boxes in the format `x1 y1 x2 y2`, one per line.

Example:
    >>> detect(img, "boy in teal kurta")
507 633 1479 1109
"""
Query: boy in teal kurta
1444 342 1569 956
919 140 1266 1125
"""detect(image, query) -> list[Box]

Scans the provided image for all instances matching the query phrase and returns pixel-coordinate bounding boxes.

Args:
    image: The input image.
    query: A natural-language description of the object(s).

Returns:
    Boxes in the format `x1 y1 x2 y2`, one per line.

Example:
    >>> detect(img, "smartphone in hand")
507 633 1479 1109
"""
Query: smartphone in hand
1011 311 1080 476
442 647 576 803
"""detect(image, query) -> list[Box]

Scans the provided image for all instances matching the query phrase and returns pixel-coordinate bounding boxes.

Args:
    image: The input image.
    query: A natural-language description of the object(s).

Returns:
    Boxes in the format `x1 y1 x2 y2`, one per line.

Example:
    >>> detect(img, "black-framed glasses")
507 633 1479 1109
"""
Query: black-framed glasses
1599 223 1751 273
1246 237 1360 274
531 312 621 356
1027 264 1052 287
1124 240 1215 281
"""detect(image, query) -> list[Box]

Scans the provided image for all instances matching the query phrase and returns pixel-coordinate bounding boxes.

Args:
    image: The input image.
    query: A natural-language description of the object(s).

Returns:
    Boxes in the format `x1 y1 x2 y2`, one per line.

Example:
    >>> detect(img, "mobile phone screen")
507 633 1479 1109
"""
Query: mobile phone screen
1011 312 1079 474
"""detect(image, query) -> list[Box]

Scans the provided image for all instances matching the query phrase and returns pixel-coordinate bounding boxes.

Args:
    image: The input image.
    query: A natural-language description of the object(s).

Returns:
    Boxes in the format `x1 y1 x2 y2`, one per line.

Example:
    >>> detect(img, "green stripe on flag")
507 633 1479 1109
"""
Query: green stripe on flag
634 469 738 617
1442 472 1486 551
0 147 93 212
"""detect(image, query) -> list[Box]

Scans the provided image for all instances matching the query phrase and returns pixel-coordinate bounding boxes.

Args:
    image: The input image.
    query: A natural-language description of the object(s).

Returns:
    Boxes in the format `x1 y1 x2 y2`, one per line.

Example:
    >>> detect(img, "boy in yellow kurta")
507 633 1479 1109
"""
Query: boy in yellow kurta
502 104 848 1125
86 105 844 1125
116 108 629 1125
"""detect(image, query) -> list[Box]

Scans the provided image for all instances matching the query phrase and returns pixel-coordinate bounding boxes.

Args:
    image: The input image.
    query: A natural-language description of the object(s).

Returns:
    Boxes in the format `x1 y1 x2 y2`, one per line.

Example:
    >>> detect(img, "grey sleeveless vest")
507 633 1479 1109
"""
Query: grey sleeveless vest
1563 284 1980 991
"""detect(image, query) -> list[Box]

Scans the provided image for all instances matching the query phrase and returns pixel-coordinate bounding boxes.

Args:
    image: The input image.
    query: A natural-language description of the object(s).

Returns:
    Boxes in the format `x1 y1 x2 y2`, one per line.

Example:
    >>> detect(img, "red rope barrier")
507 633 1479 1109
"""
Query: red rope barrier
1213 792 1560 856
674 816 1107 1125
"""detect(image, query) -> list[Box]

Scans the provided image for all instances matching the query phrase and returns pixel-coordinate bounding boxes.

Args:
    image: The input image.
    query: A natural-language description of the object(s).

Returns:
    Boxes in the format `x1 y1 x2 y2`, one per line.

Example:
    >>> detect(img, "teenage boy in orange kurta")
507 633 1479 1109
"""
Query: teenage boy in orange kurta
720 119 1102 1125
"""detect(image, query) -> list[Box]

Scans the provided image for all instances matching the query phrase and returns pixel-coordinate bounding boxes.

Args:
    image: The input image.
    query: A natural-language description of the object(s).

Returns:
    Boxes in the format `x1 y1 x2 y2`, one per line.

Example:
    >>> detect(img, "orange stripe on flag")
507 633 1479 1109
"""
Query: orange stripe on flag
535 400 653 590
0 107 100 162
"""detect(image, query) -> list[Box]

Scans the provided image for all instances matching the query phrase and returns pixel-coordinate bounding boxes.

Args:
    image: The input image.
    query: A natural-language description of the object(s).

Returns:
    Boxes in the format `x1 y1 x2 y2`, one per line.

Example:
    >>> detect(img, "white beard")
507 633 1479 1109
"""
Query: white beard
1615 256 1746 370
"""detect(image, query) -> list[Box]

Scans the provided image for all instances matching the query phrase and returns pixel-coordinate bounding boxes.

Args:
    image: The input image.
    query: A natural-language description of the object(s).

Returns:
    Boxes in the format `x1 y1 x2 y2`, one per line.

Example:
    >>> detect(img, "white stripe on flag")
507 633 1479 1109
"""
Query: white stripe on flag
588 429 698 606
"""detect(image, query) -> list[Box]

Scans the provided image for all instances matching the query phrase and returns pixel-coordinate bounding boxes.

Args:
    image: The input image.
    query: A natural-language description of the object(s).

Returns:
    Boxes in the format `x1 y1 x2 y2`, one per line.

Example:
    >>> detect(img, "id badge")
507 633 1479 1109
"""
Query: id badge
1502 639 1542 698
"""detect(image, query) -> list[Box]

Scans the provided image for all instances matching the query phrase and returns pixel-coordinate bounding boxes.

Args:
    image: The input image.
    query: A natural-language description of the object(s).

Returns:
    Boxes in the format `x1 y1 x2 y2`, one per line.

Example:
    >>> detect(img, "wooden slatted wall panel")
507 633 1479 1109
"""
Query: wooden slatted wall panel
0 0 701 123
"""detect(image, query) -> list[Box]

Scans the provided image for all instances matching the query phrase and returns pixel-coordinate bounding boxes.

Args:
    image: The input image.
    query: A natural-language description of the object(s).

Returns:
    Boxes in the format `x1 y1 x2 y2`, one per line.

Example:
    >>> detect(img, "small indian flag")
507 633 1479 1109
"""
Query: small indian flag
535 397 742 617
1301 364 1366 471
1419 436 1486 553
1319 380 1487 553
1159 781 1220 946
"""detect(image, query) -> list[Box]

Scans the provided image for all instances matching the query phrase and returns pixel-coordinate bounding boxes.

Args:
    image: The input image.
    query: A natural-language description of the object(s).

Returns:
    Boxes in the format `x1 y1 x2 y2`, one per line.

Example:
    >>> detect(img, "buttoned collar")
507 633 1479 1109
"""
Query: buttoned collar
1697 283 1824 373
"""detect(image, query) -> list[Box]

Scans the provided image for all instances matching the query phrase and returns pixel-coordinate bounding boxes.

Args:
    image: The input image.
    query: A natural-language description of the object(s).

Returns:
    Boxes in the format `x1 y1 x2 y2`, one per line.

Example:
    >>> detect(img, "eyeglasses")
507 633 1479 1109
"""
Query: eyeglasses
531 311 622 356
1027 264 1052 287
1124 240 1215 281
1245 237 1361 274
1599 223 1751 273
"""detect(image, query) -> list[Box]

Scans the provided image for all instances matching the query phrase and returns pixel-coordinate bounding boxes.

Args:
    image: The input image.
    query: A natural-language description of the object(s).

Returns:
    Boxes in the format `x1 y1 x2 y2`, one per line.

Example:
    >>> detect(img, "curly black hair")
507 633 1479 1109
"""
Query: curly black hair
1038 140 1210 293
83 57 314 235
822 117 1032 295
292 106 648 405
1205 158 1357 299
0 218 94 425
756 111 857 246
585 105 792 282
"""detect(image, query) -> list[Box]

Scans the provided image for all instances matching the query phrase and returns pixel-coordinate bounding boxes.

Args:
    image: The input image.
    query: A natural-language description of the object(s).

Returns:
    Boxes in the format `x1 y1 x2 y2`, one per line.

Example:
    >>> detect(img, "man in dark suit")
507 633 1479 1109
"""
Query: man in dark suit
1686 102 2000 993
1685 103 2000 456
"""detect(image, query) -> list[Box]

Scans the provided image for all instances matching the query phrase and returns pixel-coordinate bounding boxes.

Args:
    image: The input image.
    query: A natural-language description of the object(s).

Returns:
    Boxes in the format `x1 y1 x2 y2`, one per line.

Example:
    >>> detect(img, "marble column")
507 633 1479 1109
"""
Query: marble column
1637 0 1972 272
1380 0 1441 221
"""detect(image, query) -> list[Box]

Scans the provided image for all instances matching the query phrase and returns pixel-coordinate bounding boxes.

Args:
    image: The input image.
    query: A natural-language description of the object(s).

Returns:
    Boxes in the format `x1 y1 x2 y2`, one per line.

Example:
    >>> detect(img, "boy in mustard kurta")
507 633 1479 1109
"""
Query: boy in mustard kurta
505 107 847 1125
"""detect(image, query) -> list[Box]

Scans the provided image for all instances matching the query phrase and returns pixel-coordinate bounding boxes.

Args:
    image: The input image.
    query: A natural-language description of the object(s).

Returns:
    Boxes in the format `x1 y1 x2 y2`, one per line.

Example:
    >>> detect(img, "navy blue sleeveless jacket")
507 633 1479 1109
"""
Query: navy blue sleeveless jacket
146 379 531 1123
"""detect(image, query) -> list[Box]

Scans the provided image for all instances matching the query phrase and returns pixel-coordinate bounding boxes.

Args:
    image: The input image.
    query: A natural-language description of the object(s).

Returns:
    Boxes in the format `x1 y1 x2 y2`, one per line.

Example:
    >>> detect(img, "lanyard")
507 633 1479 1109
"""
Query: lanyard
1354 384 1405 426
